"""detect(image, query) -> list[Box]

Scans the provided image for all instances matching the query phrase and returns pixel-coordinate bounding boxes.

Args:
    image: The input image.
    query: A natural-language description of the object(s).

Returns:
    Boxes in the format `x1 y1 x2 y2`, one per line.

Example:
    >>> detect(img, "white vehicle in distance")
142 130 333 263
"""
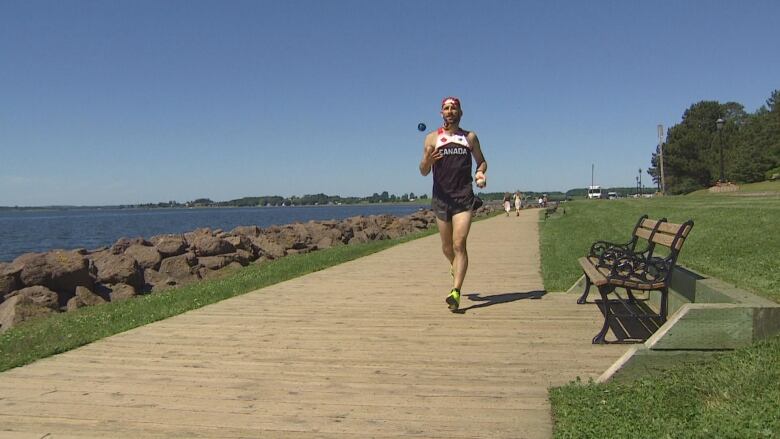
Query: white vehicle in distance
587 185 603 199
607 192 618 199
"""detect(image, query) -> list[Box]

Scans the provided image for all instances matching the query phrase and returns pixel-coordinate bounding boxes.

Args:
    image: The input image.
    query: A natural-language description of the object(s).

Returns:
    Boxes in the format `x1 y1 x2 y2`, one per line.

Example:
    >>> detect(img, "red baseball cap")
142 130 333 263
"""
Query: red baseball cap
441 96 461 108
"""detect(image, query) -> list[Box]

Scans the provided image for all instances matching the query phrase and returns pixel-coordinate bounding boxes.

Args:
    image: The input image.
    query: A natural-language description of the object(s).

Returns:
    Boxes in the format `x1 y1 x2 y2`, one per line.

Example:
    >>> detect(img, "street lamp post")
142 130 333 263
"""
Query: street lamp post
658 124 665 194
638 168 642 197
716 118 725 183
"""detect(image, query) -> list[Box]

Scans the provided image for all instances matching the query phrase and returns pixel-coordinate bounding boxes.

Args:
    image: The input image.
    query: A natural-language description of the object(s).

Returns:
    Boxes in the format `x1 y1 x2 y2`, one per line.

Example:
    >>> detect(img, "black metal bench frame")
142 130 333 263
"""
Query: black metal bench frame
543 202 562 220
577 216 694 344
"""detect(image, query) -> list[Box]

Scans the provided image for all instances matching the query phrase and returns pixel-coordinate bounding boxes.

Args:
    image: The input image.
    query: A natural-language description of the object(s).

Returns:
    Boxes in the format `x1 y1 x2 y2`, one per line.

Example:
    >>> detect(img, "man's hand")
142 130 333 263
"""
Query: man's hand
475 170 487 188
423 145 443 166
420 144 443 175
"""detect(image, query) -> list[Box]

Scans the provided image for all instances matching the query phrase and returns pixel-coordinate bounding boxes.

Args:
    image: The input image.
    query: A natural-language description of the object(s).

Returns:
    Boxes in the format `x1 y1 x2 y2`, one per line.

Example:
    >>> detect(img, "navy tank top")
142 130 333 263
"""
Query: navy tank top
432 127 474 201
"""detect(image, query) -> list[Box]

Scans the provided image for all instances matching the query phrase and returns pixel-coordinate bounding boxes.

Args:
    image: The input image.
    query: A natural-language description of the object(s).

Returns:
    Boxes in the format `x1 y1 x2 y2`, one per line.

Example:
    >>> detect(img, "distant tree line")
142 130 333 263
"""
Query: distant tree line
206 192 428 208
0 193 428 210
647 89 780 194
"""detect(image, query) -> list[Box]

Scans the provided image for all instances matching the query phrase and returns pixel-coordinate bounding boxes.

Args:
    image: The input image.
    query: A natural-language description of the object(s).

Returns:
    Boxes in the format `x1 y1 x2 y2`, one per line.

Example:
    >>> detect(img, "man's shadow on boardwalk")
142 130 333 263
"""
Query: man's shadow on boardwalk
454 290 546 314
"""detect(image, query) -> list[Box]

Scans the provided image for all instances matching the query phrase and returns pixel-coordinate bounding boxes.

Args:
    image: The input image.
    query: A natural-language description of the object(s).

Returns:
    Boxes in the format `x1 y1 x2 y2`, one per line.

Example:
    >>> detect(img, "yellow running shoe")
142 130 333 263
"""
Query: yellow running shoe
445 289 460 312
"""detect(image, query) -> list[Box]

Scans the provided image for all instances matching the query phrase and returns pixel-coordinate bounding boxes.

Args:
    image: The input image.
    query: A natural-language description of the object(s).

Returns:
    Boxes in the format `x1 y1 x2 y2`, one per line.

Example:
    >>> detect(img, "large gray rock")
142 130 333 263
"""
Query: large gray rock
0 295 57 332
66 286 107 311
409 210 435 229
348 229 370 245
4 285 60 309
92 253 143 288
250 235 286 259
386 217 414 239
124 244 162 270
108 283 137 302
304 221 344 248
16 251 93 296
151 235 187 258
225 235 253 252
267 224 314 251
0 262 21 296
190 235 235 257
233 249 254 266
230 225 261 237
158 253 200 284
184 228 213 245
197 255 235 270
143 269 177 292
111 237 150 255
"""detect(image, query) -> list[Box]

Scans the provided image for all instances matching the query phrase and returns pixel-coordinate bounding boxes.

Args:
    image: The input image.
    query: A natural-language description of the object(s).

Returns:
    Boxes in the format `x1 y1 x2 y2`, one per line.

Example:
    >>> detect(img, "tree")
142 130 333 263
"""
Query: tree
648 144 661 189
658 100 749 193
651 90 780 192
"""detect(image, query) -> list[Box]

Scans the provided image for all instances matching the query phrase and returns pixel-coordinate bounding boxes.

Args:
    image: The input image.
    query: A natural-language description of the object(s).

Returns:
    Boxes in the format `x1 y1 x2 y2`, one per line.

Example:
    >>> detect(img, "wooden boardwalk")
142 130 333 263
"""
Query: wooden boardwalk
0 210 626 438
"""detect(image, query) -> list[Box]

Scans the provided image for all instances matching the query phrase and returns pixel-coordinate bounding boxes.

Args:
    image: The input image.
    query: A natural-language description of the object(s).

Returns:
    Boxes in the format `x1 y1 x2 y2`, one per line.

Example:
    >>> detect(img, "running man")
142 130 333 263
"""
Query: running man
419 97 487 312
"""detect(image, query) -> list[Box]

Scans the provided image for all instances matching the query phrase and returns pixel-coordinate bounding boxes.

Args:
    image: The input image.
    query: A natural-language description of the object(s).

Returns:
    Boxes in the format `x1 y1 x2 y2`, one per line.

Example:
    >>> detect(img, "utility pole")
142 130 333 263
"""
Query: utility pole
658 124 665 195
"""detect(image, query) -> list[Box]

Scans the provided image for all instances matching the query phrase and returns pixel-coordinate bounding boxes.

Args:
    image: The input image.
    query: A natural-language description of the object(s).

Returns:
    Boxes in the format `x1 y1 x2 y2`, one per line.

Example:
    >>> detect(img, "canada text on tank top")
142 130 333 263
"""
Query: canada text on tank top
432 127 474 200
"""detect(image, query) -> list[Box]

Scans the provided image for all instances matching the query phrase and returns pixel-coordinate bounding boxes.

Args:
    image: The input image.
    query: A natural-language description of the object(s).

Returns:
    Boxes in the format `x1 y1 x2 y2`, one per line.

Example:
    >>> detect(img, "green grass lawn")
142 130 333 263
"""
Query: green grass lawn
549 335 780 438
542 192 780 438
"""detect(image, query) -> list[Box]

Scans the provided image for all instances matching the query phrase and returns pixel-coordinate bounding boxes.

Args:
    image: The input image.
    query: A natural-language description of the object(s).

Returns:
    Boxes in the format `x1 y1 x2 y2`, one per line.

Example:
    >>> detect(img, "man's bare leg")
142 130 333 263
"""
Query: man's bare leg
450 210 473 291
436 217 455 267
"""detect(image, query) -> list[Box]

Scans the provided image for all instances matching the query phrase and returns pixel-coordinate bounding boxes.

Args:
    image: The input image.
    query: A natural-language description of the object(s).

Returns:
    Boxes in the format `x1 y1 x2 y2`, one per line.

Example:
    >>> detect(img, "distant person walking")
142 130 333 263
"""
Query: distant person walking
503 193 511 216
514 191 522 216
419 96 488 312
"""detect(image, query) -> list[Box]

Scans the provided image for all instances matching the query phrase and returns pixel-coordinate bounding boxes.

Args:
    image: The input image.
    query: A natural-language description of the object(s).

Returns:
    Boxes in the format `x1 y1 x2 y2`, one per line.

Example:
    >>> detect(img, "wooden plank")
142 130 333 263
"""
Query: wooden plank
650 232 676 248
635 227 653 240
655 221 685 235
578 257 608 286
640 218 660 229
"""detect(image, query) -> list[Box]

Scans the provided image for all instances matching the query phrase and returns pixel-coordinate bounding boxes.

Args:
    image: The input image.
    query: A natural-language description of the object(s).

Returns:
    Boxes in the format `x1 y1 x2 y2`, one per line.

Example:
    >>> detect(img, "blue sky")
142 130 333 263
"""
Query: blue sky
1 0 778 206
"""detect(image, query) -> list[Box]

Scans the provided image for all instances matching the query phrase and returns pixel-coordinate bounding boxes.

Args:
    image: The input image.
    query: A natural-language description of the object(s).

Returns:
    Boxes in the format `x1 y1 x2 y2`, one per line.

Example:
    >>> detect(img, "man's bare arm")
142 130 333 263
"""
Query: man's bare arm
469 132 487 174
419 133 441 176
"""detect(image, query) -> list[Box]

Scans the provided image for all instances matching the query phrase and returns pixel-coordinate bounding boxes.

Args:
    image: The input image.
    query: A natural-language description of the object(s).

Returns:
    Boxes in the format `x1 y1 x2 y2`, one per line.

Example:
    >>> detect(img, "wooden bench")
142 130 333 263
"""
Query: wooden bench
576 215 694 344
544 201 561 219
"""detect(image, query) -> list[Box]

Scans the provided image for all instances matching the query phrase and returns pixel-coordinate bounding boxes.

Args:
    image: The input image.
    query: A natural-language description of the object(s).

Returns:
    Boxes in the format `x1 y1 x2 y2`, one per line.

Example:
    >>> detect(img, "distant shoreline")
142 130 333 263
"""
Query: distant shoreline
0 201 431 212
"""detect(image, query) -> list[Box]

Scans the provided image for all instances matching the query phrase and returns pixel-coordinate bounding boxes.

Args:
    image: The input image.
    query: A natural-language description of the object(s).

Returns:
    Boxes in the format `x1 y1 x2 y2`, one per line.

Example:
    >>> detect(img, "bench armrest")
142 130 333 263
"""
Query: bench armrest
589 240 631 260
602 250 670 285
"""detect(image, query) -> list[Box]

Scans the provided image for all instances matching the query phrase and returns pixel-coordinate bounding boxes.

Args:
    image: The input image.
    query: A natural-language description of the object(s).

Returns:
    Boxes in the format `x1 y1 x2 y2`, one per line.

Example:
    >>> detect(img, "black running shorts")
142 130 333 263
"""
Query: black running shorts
431 195 481 221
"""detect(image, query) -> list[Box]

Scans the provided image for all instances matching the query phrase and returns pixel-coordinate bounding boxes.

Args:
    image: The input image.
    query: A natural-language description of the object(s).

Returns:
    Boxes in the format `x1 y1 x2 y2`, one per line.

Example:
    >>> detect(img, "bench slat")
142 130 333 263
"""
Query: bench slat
676 225 693 249
650 232 676 248
578 257 609 286
641 218 661 229
655 221 687 235
635 228 653 240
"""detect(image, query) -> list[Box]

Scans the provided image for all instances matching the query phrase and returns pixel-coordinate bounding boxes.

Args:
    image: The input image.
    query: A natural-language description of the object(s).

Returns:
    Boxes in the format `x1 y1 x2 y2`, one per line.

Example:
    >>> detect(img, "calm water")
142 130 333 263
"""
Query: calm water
0 204 425 262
